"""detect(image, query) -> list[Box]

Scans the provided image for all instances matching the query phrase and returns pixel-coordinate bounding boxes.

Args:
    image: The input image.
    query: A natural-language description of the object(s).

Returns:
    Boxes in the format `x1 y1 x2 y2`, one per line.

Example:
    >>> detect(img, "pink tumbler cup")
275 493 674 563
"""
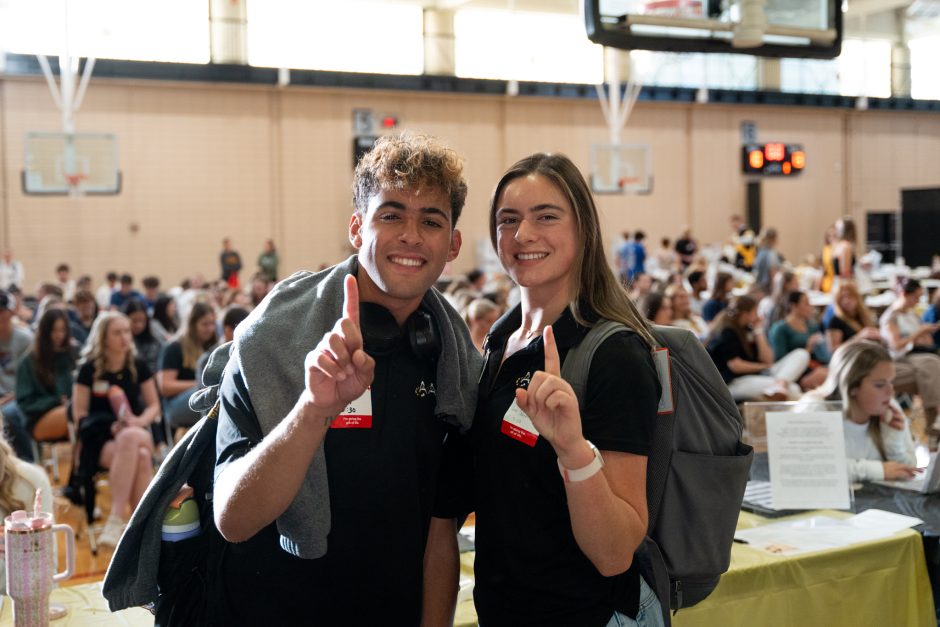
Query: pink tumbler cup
4 510 75 627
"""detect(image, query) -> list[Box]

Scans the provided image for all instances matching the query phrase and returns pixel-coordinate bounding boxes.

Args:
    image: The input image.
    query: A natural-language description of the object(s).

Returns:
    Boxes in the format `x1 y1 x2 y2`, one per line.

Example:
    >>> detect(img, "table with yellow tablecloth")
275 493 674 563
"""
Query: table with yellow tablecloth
1 583 152 626
455 510 936 627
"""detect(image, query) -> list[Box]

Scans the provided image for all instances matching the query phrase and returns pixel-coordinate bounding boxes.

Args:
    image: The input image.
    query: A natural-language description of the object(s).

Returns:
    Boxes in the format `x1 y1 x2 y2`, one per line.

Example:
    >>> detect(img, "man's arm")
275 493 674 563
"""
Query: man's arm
214 275 375 543
420 517 459 627
214 394 333 543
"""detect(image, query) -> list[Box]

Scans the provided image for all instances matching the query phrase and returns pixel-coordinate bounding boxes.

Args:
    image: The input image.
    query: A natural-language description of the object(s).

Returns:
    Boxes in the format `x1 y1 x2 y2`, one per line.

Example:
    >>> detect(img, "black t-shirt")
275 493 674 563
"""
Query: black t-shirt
471 306 660 627
76 358 152 416
824 315 858 343
214 332 464 626
706 328 753 384
674 238 697 260
158 340 195 382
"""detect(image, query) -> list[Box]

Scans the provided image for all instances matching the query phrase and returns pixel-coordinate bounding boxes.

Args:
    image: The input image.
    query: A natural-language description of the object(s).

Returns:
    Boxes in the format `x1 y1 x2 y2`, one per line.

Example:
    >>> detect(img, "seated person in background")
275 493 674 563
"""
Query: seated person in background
686 269 707 316
639 290 672 325
68 289 98 347
195 306 250 383
109 274 142 311
462 297 501 355
823 280 883 353
15 309 74 442
627 272 654 304
157 301 217 429
802 341 917 482
666 283 708 340
702 271 734 324
757 270 797 334
0 435 53 594
923 289 940 347
768 291 829 390
0 290 35 461
150 294 179 342
706 295 809 401
123 299 164 375
72 312 160 547
880 278 940 440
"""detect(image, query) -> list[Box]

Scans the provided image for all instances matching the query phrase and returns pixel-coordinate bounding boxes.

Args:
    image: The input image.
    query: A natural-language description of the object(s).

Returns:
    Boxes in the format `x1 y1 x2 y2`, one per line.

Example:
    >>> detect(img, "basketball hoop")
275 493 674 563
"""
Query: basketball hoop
64 172 88 195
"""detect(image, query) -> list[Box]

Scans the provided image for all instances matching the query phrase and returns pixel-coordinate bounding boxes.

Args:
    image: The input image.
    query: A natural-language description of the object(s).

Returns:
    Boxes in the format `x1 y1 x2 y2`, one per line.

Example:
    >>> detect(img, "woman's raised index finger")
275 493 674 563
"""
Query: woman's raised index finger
542 325 561 377
344 274 360 326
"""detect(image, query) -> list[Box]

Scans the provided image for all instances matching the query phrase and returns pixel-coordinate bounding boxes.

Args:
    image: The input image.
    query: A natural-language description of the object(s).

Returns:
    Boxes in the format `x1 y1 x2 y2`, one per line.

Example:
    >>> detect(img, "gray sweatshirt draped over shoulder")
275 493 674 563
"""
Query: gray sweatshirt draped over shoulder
234 255 481 559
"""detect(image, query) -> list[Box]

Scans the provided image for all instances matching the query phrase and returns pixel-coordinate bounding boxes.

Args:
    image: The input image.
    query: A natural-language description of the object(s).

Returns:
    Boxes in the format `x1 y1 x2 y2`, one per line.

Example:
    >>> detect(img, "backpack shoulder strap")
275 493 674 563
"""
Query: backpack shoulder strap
560 319 628 408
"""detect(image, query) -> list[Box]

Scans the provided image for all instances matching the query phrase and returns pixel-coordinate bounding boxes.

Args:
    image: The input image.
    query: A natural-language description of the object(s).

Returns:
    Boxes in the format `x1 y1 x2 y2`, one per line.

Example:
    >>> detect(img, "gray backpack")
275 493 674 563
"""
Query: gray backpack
561 321 753 624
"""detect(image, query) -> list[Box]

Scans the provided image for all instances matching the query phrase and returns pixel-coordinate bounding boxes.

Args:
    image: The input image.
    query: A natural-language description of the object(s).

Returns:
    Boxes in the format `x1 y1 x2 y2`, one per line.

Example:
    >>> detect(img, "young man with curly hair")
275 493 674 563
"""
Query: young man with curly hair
213 133 481 626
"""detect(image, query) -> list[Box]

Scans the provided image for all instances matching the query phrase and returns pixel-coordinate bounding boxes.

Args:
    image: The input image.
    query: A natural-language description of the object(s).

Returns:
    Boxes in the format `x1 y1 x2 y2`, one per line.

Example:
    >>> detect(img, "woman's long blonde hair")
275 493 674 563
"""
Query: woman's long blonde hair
832 281 874 332
81 311 138 383
805 340 892 459
489 153 655 348
0 437 28 514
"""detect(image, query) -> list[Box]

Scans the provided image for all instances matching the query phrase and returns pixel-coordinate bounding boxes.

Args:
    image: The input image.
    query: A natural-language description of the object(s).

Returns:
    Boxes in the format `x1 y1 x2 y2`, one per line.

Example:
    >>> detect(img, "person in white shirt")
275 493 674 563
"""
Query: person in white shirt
96 272 119 310
55 263 76 303
803 340 917 482
0 250 24 292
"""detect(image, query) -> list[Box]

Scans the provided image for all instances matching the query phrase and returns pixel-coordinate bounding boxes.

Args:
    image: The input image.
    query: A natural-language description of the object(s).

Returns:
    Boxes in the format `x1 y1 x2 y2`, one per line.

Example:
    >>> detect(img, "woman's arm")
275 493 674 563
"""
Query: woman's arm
517 327 646 576
71 382 90 426
825 328 844 352
881 318 910 353
131 378 161 427
837 243 853 277
754 329 776 364
727 357 772 375
156 368 196 398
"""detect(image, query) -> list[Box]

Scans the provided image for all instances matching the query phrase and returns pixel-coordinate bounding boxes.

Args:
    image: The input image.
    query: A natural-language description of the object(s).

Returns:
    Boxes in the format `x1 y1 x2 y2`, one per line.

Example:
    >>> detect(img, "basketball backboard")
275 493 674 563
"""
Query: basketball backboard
583 0 842 59
590 143 653 195
22 132 121 195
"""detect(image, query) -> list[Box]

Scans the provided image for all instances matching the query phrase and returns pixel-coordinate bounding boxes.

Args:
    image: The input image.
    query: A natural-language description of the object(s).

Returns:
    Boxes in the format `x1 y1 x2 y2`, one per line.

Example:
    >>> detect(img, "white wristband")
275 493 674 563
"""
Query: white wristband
557 441 605 483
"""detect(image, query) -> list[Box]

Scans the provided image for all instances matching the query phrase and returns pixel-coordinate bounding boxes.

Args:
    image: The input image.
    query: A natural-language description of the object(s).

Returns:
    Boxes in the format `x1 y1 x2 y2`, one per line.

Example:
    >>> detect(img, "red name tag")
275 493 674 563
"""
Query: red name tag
500 420 538 447
331 388 373 430
332 414 373 429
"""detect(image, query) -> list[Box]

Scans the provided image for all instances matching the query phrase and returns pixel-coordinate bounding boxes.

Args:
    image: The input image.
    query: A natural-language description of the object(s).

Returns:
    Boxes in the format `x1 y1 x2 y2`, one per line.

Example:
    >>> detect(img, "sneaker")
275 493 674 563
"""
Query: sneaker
98 516 126 548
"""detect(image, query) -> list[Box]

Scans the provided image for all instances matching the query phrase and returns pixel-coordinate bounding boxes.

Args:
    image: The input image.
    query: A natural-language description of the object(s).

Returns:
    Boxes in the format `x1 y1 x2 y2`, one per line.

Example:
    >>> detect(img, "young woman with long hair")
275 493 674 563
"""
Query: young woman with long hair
802 341 917 482
72 311 160 546
15 308 73 441
825 280 880 351
471 153 662 627
122 298 164 375
768 291 830 389
157 301 217 429
665 283 707 339
833 217 857 280
706 295 809 401
150 294 179 342
702 272 734 324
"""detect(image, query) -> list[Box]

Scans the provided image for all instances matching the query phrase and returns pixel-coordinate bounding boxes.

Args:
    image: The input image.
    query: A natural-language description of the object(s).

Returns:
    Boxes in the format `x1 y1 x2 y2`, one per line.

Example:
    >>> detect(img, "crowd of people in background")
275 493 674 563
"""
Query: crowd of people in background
1 206 939 550
0 238 274 546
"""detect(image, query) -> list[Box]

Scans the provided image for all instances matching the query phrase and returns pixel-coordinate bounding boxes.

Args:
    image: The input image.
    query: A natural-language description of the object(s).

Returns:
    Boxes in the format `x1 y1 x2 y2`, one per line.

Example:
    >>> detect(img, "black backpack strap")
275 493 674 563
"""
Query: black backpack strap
560 320 627 407
637 537 674 627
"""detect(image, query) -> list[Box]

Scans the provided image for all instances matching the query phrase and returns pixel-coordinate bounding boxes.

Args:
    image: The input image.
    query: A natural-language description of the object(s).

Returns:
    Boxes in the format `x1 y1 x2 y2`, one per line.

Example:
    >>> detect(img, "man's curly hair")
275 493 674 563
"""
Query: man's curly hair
352 132 468 227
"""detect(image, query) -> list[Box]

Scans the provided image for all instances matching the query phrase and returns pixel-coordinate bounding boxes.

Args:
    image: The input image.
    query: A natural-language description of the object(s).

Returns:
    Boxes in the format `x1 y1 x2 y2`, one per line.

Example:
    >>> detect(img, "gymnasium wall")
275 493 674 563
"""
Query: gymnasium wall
1 75 938 290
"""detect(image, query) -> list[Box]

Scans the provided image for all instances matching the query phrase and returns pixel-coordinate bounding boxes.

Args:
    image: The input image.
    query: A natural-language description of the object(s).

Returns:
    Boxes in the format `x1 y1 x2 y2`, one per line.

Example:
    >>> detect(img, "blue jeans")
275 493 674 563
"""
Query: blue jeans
164 386 201 429
2 401 35 462
606 576 665 627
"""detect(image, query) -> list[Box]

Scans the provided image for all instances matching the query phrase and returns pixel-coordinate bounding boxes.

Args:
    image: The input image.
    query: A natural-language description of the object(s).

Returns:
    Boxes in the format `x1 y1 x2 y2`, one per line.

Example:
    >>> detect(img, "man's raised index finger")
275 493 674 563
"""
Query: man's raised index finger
543 325 561 376
344 274 360 326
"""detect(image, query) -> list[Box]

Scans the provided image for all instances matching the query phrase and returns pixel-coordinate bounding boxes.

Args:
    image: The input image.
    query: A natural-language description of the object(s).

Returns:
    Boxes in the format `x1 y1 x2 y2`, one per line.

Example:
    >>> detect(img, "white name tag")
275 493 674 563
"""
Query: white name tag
332 388 373 429
92 380 110 396
500 399 540 447
653 348 674 415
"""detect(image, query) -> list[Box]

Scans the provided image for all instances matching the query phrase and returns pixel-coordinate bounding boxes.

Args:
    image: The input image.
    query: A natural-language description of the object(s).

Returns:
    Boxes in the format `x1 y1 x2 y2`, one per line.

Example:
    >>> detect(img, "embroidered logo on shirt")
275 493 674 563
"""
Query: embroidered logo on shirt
415 381 437 398
515 372 532 389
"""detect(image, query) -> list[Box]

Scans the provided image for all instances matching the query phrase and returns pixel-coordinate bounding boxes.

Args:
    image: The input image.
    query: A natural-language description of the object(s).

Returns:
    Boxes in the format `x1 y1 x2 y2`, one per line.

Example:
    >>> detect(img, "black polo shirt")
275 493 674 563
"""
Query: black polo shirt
214 321 464 626
471 306 660 627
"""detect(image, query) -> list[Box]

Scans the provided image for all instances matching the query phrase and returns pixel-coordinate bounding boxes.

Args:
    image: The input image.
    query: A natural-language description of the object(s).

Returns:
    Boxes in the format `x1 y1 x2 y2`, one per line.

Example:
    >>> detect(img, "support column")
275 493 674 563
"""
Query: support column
891 9 911 98
423 8 456 76
209 0 248 65
758 58 781 91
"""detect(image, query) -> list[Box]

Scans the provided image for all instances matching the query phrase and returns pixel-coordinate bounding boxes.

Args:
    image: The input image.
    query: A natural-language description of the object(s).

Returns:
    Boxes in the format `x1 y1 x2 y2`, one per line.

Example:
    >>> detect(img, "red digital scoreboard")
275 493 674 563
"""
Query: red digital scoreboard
742 143 805 176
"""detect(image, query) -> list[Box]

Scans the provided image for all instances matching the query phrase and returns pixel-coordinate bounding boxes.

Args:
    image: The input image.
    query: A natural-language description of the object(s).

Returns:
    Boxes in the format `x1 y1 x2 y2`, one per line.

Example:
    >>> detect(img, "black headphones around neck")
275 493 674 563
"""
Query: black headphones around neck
359 302 440 362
